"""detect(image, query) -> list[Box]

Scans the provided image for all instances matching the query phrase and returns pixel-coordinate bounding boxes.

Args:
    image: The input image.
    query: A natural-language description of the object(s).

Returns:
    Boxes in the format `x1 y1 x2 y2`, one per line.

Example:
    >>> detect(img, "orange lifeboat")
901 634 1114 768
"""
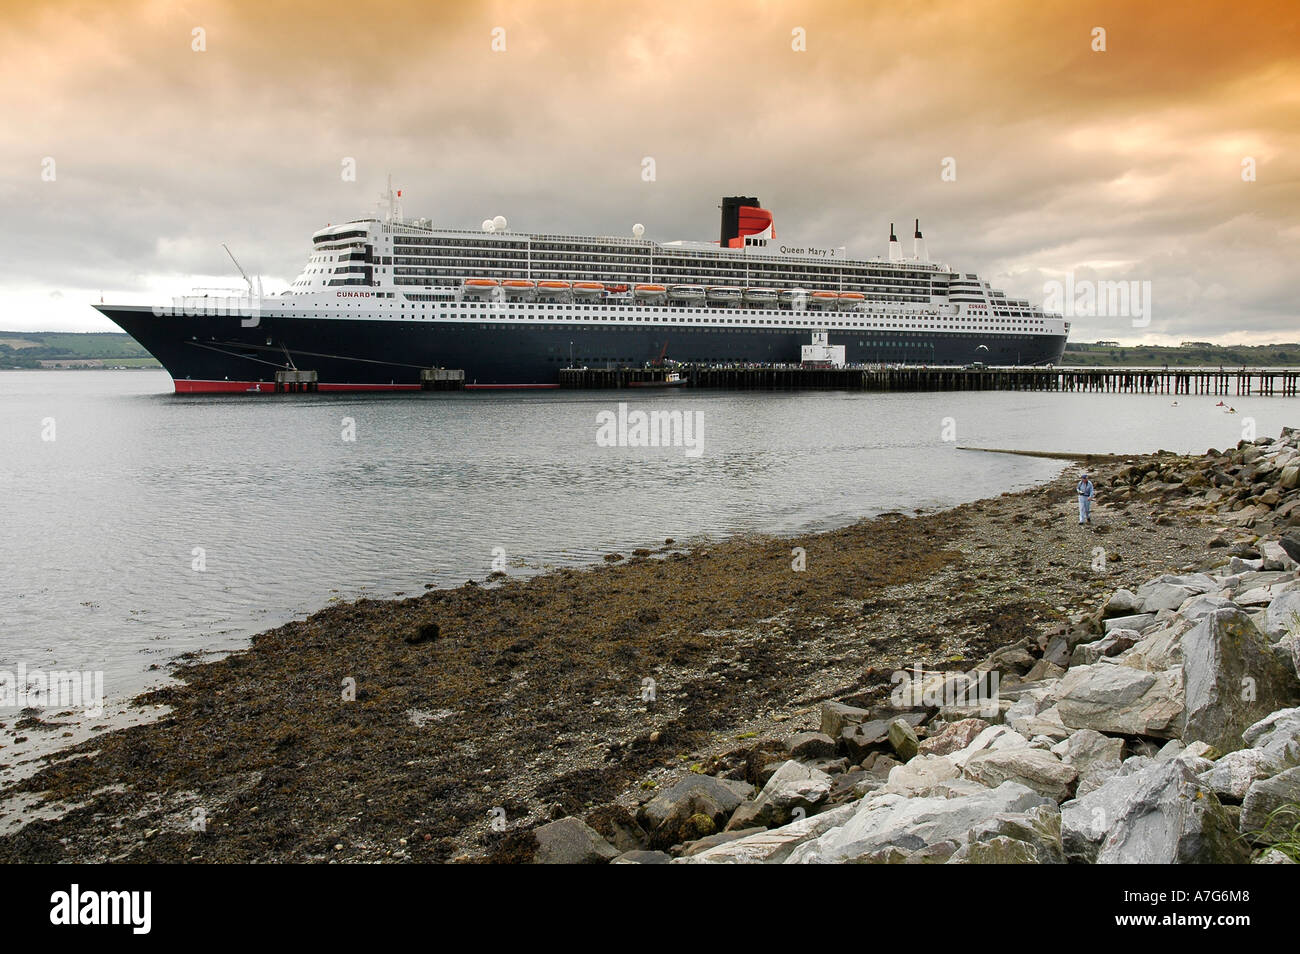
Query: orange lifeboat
463 278 500 298
810 290 839 307
634 283 667 301
837 291 866 309
572 281 605 299
502 279 536 299
536 280 570 297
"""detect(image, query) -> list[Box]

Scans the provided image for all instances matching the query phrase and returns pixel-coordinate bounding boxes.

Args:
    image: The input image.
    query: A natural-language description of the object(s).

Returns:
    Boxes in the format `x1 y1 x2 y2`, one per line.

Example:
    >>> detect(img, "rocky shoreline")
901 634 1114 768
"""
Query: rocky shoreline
2 433 1298 863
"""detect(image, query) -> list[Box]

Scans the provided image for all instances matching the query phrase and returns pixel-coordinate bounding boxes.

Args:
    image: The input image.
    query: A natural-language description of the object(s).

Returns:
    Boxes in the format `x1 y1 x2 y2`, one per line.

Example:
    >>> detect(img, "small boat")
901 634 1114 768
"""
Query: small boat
571 281 605 299
744 287 778 304
837 291 866 309
629 371 684 388
634 283 667 301
670 284 707 301
707 286 742 303
536 280 570 297
501 279 536 299
810 290 839 308
462 278 500 297
779 288 809 305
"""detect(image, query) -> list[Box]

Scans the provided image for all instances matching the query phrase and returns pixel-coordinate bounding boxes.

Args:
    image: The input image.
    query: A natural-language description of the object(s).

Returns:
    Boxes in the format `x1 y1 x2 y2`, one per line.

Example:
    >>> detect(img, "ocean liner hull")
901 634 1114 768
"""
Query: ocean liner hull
99 305 1068 391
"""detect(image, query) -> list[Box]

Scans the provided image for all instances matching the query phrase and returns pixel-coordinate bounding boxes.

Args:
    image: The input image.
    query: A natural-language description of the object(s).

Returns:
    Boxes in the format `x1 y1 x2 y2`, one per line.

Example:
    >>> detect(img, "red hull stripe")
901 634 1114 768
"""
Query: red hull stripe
172 379 421 394
170 379 560 393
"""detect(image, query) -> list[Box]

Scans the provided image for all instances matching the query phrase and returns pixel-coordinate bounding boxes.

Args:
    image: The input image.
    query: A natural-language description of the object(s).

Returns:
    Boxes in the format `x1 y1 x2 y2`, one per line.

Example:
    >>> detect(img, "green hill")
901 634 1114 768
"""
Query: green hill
1065 341 1300 367
0 331 160 369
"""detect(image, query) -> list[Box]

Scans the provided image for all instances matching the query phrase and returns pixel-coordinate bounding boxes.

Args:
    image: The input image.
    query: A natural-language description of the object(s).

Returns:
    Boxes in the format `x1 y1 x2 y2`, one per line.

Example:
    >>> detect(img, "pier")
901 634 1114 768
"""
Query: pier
558 365 1300 396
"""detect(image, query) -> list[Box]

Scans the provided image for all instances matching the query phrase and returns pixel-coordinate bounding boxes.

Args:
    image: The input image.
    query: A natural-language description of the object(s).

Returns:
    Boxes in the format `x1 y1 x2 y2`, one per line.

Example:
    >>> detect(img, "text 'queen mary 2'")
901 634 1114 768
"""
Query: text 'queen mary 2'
97 188 1070 392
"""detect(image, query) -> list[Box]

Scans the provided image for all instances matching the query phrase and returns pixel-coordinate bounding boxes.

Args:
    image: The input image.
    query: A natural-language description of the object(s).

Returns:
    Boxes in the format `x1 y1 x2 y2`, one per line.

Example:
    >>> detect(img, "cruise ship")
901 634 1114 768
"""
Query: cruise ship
97 187 1070 391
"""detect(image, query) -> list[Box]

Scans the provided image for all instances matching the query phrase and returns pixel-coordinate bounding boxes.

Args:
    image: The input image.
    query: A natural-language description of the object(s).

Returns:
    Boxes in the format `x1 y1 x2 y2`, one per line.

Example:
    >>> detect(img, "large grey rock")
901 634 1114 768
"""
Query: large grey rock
1103 589 1141 618
821 701 871 739
1052 729 1126 796
784 782 1052 863
1056 664 1183 738
1137 581 1200 613
1061 759 1246 864
611 849 671 864
1199 749 1275 800
1104 613 1156 633
682 802 857 864
726 760 831 830
947 725 1032 770
532 817 619 864
1240 766 1300 837
947 804 1065 864
786 731 836 760
640 775 752 848
963 747 1078 801
1181 608 1300 753
1263 586 1300 640
1177 594 1240 621
881 754 960 797
888 718 920 761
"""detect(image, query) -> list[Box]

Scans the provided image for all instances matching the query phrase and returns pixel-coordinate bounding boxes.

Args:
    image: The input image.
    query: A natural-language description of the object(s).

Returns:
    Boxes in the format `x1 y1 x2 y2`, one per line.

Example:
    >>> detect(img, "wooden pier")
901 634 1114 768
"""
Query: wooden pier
558 365 1300 396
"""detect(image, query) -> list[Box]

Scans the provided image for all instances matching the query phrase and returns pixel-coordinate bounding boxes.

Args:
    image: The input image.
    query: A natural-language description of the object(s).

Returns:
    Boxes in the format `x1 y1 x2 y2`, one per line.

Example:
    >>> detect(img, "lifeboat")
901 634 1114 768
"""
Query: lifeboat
535 280 570 297
571 281 605 299
744 287 778 304
778 288 809 305
837 291 866 309
670 284 707 301
810 290 840 308
502 279 536 299
707 286 742 303
463 278 500 298
634 283 667 301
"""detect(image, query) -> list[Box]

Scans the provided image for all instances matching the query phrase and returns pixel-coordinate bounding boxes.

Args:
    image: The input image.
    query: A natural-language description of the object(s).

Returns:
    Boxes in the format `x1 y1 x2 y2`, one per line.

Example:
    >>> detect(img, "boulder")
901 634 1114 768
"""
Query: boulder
1061 759 1247 864
947 725 1032 770
963 747 1078 801
1056 664 1184 738
888 718 920 761
725 760 831 830
881 754 961 797
1181 608 1300 753
947 804 1065 864
1263 586 1300 641
785 781 1052 864
1104 613 1156 633
612 849 672 864
1137 582 1199 614
1052 728 1126 796
640 775 752 849
1199 749 1276 801
1103 589 1142 618
786 731 836 760
532 817 620 864
1240 766 1300 838
918 718 990 757
683 802 858 864
821 701 871 739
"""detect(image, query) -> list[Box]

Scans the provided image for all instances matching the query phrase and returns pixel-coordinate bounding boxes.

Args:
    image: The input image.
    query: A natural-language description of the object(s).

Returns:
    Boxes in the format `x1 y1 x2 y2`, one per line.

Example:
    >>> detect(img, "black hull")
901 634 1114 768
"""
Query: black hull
98 307 1068 391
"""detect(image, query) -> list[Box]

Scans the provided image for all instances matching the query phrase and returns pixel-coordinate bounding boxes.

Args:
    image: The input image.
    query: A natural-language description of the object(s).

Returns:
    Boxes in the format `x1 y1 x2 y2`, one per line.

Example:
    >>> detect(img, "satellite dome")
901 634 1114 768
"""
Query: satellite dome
492 215 507 231
481 219 495 232
632 223 645 238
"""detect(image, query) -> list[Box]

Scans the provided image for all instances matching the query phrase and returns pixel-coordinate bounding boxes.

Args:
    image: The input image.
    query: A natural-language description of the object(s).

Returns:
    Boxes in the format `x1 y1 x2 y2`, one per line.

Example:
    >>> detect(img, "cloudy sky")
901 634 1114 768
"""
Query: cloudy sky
3 0 1297 343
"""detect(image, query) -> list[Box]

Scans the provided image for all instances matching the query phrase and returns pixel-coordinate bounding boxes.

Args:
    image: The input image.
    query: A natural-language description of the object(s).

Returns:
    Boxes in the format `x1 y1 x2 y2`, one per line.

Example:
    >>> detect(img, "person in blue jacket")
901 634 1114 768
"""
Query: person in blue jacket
1077 472 1096 525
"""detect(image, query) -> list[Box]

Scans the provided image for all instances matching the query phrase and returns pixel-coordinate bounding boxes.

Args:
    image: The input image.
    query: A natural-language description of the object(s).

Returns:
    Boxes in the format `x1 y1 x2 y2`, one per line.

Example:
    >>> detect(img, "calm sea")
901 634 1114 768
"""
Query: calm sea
1 370 1291 706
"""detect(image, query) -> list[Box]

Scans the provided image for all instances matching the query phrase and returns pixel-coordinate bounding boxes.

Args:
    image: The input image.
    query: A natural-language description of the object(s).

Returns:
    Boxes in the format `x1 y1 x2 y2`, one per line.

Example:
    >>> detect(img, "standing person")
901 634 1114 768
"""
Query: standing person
1077 472 1096 525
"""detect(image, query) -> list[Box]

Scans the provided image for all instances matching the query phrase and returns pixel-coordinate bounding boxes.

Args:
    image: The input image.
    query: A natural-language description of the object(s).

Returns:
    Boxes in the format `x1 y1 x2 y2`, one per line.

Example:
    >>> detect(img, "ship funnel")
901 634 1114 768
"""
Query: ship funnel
888 223 903 262
913 219 929 263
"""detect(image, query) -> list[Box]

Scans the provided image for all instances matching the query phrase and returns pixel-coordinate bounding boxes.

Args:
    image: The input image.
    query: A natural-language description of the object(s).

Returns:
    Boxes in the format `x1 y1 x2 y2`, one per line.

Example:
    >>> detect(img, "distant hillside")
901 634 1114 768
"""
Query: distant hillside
1064 341 1300 368
0 331 160 369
